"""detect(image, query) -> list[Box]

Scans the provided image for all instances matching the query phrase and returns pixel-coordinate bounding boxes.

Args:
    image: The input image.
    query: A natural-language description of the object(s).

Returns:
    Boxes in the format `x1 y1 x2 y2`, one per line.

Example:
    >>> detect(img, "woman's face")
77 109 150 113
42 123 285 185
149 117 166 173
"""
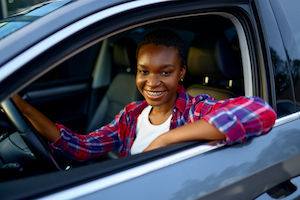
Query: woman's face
136 44 186 109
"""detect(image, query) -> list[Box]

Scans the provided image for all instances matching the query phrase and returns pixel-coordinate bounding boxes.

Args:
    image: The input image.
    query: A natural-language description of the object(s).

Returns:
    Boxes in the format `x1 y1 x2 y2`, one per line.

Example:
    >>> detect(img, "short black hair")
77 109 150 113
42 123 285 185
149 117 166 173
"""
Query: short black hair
136 29 187 67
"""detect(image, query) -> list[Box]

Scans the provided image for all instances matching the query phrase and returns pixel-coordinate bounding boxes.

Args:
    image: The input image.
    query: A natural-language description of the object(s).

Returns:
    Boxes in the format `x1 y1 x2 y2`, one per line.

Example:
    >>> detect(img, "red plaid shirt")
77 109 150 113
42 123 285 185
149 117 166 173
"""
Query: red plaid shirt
50 85 276 161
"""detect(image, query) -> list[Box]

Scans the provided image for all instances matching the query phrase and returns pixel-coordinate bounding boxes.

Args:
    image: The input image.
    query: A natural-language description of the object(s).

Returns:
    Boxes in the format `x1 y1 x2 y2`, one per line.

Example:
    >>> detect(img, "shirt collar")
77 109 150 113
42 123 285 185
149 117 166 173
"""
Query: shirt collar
129 100 148 116
174 84 190 114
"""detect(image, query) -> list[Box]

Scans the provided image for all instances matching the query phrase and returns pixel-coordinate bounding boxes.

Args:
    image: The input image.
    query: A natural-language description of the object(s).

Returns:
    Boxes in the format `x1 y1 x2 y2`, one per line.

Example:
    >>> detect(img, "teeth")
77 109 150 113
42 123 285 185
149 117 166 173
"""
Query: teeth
147 91 163 96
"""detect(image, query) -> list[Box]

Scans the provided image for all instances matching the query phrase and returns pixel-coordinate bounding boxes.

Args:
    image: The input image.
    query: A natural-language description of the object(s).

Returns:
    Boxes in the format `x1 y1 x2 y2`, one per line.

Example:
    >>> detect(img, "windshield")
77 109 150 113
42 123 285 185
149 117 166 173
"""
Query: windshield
0 0 72 40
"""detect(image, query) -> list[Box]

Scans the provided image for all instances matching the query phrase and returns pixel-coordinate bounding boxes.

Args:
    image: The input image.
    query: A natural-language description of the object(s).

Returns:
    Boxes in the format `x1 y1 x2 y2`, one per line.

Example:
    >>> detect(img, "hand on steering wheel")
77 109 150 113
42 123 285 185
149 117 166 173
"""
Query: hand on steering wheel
0 98 61 172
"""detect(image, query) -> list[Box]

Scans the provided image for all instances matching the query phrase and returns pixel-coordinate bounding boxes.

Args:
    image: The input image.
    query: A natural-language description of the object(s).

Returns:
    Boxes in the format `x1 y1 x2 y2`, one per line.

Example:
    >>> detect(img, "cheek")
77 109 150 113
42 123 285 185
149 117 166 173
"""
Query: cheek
166 74 180 88
136 76 145 88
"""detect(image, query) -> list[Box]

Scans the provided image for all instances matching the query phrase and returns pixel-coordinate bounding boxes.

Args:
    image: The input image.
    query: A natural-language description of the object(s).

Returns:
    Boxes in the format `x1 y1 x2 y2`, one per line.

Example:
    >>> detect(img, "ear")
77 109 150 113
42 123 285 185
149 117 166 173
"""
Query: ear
180 65 187 79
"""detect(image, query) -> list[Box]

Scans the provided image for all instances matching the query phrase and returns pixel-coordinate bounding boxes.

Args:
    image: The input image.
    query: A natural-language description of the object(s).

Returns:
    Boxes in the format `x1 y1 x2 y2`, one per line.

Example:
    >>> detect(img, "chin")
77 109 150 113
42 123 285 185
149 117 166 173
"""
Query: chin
145 100 164 107
150 104 163 108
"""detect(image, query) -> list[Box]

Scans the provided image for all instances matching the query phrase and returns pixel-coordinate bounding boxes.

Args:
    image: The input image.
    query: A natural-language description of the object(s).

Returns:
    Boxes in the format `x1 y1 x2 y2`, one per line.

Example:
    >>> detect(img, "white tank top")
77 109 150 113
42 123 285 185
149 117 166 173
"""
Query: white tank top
130 106 172 155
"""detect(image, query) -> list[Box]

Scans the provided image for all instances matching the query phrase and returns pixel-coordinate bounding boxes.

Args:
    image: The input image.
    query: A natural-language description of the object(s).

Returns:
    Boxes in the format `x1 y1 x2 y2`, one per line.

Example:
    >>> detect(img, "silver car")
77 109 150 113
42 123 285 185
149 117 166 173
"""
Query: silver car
0 0 300 199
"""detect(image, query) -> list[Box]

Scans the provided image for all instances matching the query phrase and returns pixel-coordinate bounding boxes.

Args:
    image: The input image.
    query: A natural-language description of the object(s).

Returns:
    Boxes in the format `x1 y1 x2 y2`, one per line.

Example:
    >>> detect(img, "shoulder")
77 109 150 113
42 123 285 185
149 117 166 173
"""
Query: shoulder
175 85 215 112
188 93 216 110
109 100 147 126
123 100 148 115
192 93 215 103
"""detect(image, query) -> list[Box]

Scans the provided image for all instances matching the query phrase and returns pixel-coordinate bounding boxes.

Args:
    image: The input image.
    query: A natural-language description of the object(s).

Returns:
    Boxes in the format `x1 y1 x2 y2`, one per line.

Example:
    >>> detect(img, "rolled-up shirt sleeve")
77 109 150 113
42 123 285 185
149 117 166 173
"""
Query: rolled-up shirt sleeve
50 111 123 162
199 96 277 145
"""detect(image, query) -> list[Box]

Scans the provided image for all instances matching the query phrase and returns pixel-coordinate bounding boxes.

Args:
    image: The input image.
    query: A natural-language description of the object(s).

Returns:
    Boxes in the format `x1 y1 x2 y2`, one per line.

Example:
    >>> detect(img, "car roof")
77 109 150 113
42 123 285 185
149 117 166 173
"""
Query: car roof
0 0 128 67
0 0 253 68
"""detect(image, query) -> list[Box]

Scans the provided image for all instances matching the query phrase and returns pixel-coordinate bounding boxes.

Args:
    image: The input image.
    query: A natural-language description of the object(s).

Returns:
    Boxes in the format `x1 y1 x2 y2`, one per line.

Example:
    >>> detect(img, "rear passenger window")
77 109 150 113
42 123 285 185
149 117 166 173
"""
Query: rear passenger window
274 0 300 113
259 0 300 117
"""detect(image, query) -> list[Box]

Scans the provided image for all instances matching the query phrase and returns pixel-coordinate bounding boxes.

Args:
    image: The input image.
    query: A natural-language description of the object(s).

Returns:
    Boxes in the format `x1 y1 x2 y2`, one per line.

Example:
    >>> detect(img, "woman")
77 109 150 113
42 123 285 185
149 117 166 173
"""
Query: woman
12 29 276 161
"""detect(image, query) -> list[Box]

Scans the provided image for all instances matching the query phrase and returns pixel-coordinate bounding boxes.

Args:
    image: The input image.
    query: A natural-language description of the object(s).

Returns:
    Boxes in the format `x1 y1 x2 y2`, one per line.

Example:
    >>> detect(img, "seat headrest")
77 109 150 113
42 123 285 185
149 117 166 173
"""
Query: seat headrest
187 33 242 80
113 38 137 72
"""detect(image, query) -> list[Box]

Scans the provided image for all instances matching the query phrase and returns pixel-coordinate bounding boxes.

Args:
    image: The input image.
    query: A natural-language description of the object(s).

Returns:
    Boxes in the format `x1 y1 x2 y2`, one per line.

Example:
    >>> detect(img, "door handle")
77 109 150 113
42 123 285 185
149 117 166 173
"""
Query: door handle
255 175 300 200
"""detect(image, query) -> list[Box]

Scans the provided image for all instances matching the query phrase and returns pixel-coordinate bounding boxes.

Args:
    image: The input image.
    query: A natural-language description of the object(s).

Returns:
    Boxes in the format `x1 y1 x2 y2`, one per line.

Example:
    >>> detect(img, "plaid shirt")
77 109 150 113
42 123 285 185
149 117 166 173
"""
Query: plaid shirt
50 85 276 161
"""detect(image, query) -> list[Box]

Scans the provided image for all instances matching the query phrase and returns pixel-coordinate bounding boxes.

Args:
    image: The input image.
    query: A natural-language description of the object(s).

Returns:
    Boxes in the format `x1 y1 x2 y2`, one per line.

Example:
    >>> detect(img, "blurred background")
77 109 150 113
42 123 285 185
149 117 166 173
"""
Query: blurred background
0 0 47 19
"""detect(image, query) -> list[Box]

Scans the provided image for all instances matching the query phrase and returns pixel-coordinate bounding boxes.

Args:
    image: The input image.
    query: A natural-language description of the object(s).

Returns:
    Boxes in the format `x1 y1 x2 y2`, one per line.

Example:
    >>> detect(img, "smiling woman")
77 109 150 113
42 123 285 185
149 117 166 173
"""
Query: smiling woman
136 44 185 112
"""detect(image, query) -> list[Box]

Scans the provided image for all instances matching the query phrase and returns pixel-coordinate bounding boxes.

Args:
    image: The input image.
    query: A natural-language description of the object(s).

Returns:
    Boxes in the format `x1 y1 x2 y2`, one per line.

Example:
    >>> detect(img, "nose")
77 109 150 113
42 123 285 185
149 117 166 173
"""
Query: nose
146 74 161 87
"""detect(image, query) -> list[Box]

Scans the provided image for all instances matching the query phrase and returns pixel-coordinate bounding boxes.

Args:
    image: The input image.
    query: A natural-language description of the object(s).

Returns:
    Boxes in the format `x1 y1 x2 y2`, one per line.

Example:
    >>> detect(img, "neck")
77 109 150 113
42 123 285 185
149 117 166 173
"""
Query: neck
150 93 177 116
149 104 173 125
151 106 173 116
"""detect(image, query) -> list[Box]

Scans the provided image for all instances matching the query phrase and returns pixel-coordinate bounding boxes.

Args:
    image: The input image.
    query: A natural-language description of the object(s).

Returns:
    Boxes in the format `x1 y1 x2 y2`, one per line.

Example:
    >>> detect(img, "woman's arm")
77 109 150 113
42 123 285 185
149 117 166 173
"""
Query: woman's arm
12 94 121 161
12 94 60 142
143 119 224 152
144 96 277 152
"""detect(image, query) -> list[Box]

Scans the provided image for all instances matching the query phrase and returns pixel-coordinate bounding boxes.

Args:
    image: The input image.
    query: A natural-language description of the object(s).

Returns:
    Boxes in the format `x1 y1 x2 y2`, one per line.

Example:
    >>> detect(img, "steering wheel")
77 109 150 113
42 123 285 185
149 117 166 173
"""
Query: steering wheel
0 98 61 172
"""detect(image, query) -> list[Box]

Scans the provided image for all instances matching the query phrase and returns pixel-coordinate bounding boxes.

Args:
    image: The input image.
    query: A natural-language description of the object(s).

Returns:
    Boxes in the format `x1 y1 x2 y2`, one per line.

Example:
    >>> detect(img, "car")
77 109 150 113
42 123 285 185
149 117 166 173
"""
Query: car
0 0 300 199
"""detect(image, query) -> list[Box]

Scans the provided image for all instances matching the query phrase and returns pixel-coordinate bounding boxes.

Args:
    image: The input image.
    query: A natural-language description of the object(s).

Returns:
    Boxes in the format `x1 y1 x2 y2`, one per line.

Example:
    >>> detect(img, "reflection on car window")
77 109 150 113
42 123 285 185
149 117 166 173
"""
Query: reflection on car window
271 47 295 117
258 0 295 117
278 0 300 112
0 22 30 39
279 0 300 53
23 1 71 17
0 0 72 40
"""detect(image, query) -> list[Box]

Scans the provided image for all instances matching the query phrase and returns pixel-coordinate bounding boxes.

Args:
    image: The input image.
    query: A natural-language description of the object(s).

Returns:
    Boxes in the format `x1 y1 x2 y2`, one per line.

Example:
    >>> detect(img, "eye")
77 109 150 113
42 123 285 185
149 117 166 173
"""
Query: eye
139 70 148 75
161 71 171 75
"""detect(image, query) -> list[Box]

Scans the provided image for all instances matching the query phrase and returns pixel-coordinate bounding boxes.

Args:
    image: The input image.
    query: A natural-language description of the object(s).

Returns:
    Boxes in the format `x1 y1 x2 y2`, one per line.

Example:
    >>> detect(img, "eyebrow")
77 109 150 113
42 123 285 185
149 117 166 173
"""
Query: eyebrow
137 64 146 68
161 64 175 68
137 64 175 68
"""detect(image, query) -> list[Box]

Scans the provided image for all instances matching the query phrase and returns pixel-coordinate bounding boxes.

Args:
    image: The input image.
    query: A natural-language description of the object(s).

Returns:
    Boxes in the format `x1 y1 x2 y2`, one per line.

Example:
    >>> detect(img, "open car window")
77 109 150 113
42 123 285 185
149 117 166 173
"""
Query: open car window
1 11 245 168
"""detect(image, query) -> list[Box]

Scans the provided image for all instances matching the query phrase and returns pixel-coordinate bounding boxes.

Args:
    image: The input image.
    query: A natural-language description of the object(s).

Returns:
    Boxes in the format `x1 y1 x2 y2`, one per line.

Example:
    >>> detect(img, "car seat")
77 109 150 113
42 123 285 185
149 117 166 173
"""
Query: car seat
186 33 243 99
86 38 142 134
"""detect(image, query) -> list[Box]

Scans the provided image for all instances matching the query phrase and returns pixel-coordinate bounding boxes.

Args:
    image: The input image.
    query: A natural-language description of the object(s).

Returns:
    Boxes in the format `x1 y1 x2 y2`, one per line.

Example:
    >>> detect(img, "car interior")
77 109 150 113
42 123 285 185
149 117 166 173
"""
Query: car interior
0 13 246 181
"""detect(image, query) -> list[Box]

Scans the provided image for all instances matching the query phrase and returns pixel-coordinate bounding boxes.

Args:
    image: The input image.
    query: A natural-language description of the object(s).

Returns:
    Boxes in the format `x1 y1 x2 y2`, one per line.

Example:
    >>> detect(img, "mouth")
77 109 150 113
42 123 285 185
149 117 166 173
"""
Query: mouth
144 90 166 99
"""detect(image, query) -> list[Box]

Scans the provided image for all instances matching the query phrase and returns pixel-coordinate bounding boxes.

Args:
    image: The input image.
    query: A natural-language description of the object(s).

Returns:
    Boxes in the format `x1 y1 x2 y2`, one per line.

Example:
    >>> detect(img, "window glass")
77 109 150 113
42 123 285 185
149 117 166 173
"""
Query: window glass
24 1 70 17
6 0 47 17
276 0 300 112
0 0 72 40
0 21 29 39
257 0 295 117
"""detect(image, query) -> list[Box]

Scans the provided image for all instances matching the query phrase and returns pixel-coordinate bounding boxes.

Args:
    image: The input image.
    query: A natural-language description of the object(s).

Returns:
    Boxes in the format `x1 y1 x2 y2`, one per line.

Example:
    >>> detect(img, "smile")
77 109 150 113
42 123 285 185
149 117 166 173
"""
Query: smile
144 90 166 99
147 91 164 96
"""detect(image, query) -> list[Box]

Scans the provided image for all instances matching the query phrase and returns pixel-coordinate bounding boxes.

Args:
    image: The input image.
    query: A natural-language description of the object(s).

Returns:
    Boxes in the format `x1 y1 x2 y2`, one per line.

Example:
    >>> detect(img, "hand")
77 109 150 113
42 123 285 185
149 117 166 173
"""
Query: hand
1 94 24 113
11 93 61 142
11 94 28 114
143 134 168 152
